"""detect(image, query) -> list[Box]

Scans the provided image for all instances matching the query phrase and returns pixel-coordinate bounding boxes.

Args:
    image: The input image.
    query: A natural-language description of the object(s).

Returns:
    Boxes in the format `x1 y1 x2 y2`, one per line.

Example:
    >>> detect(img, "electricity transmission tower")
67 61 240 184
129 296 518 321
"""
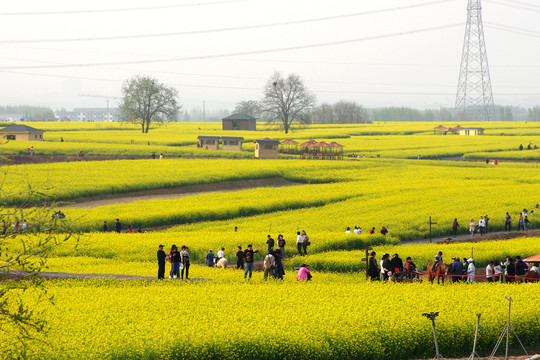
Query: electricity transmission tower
455 0 496 122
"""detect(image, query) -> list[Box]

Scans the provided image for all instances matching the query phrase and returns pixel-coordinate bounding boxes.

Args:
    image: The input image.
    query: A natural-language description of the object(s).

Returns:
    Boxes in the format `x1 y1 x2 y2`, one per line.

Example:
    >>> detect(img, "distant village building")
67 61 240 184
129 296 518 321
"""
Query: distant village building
197 136 220 150
0 114 24 122
254 138 280 159
222 114 256 131
54 108 120 122
458 127 484 136
0 124 44 141
221 136 244 151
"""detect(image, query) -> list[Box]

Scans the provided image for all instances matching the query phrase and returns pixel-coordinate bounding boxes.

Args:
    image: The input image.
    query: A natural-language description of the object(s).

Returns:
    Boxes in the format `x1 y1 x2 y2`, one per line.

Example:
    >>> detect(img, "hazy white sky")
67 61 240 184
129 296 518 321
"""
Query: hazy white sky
0 0 538 112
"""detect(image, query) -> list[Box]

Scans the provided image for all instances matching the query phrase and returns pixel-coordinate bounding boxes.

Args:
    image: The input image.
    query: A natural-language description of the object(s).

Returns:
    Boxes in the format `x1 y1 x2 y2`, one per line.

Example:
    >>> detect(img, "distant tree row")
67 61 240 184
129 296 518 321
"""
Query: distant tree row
0 105 54 121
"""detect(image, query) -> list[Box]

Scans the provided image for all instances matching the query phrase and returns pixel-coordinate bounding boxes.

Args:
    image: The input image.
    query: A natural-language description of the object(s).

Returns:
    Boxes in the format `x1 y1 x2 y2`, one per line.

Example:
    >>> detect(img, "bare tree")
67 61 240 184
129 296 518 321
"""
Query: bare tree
118 75 180 133
332 101 369 124
260 72 315 134
233 100 261 118
310 103 334 124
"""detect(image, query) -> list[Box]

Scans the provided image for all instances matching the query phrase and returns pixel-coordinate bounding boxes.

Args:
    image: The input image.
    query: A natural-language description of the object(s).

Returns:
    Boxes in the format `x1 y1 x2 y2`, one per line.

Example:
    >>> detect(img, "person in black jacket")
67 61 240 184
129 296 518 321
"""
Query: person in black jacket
505 257 516 283
103 221 108 232
157 245 166 279
277 234 286 258
389 253 404 277
273 250 285 280
368 251 380 281
115 218 122 233
266 235 275 252
515 256 527 282
235 246 245 270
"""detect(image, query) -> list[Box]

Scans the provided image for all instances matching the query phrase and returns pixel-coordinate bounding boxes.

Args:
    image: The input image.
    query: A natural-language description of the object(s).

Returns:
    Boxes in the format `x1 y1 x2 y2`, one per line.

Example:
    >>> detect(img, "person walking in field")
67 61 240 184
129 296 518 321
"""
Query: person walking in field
524 216 530 230
452 219 459 237
296 231 303 256
484 215 489 234
478 216 485 236
205 249 215 267
102 221 108 232
518 213 525 231
115 218 122 233
493 260 503 282
277 234 286 258
389 253 403 277
266 235 275 252
301 230 309 256
157 245 166 280
368 251 380 281
469 219 476 236
180 246 190 280
504 212 512 231
2 220 6 235
263 250 275 280
243 244 259 279
235 246 245 269
369 227 375 234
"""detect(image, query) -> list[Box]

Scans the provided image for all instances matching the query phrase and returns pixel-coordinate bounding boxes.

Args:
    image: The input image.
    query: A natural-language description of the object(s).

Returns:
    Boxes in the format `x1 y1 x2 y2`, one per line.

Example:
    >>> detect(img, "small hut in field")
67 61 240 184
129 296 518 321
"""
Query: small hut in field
0 124 44 141
221 136 244 151
458 127 484 136
254 138 280 159
197 136 220 150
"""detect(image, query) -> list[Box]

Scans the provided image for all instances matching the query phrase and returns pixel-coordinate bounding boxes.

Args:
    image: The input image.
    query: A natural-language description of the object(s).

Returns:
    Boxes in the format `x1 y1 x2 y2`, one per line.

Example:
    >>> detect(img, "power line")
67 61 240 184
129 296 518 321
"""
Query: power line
0 0 255 16
0 0 459 44
485 22 540 37
0 23 463 70
485 0 540 12
3 69 540 96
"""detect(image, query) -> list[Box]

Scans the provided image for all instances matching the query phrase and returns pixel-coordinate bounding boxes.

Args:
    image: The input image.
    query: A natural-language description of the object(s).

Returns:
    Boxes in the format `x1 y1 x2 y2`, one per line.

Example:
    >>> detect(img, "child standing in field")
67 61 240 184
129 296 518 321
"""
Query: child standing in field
277 234 286 258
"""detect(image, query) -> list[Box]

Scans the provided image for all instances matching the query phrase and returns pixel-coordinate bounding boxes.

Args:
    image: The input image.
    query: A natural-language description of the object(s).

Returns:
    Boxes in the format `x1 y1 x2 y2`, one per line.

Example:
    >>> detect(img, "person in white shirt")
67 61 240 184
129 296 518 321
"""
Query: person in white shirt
467 258 476 283
217 248 225 260
345 227 351 234
356 227 362 234
21 220 28 231
478 216 486 236
263 251 275 280
485 261 494 282
296 231 303 256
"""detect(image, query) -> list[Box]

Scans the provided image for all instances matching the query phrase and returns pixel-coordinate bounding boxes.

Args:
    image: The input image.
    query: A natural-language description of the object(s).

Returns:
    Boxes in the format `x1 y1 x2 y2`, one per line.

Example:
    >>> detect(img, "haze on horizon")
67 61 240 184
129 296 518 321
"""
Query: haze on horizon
0 0 539 112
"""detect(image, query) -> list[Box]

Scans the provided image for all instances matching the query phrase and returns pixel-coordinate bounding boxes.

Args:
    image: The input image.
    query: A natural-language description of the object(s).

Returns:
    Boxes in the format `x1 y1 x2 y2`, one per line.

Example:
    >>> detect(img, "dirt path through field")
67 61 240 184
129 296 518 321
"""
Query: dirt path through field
63 177 297 209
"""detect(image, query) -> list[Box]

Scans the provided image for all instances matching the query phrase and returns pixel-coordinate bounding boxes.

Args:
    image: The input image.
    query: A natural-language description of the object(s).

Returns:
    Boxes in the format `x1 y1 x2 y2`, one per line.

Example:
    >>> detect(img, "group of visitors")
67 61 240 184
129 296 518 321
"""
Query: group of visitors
452 207 537 237
346 226 388 236
102 219 143 233
368 252 418 281
368 250 538 284
518 143 537 150
157 244 190 280
484 256 538 283
2 219 29 234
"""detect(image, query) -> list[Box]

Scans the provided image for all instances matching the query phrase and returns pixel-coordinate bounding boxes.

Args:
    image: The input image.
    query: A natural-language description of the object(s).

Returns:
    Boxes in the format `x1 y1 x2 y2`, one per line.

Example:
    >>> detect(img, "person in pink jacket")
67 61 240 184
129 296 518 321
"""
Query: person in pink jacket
297 264 312 281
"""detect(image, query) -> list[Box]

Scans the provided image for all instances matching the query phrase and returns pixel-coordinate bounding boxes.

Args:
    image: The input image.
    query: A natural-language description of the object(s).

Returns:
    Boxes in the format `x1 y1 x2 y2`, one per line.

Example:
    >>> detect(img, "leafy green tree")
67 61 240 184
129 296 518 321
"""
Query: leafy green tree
118 76 180 133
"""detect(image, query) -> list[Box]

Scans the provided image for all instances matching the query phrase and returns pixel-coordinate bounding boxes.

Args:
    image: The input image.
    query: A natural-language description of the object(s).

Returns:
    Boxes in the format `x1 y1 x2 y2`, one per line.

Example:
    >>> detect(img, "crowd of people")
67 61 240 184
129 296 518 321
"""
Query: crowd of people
102 219 143 233
346 226 389 236
367 250 539 283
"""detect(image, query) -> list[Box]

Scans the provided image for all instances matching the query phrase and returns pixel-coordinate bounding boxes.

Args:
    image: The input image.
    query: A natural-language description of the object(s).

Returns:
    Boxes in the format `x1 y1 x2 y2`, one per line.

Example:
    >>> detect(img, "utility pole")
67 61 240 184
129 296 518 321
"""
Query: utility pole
203 100 206 122
455 0 496 121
